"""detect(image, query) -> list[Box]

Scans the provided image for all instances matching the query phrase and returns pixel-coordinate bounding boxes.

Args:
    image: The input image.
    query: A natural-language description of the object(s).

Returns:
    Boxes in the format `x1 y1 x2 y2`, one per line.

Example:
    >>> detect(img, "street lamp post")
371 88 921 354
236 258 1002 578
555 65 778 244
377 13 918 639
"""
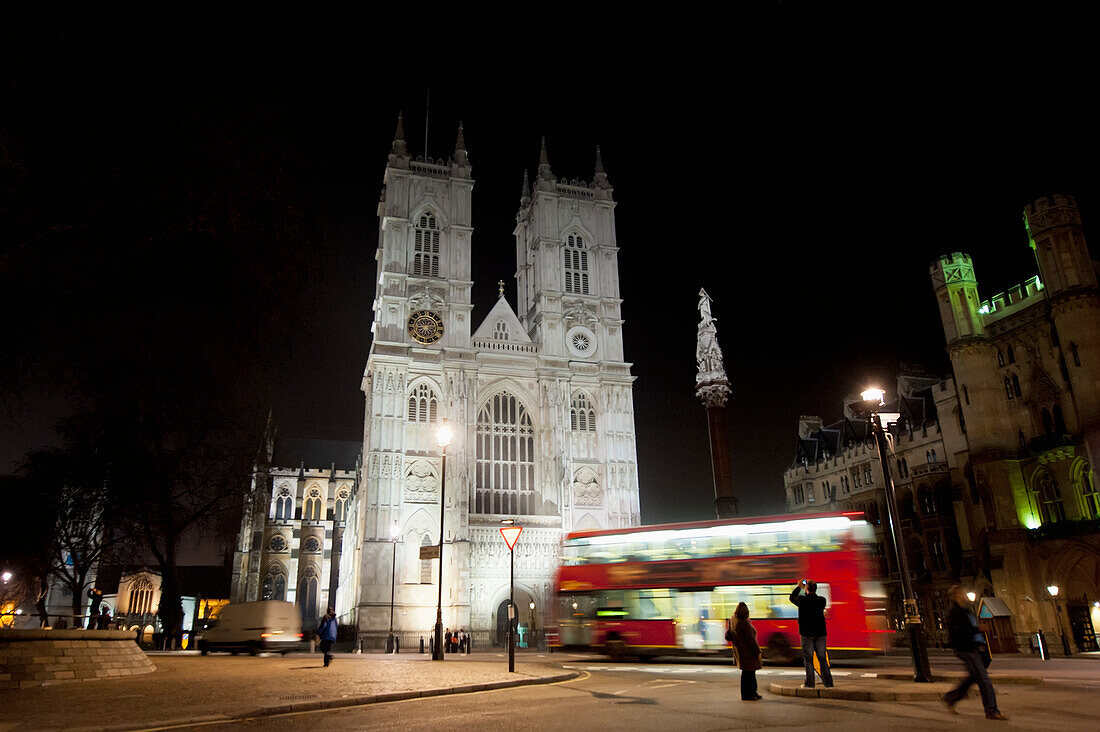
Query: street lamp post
432 423 453 661
855 388 932 683
500 519 522 673
388 522 399 653
1047 585 1073 656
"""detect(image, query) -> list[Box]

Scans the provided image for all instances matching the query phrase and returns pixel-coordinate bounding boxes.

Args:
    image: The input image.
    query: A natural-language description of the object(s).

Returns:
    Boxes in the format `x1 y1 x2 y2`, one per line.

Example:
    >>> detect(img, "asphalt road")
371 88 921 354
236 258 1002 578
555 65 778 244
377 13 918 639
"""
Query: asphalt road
173 654 1100 731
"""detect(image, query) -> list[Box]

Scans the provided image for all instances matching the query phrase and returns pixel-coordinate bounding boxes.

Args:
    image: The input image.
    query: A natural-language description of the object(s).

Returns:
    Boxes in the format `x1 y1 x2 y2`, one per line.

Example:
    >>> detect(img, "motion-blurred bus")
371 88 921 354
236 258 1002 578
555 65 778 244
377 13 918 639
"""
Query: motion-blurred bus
549 511 886 661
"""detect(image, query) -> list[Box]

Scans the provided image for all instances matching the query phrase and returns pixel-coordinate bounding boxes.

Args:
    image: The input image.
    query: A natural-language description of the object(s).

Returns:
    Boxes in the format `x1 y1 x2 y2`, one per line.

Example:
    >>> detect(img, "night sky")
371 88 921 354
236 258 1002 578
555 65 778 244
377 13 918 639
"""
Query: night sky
3 15 1098 528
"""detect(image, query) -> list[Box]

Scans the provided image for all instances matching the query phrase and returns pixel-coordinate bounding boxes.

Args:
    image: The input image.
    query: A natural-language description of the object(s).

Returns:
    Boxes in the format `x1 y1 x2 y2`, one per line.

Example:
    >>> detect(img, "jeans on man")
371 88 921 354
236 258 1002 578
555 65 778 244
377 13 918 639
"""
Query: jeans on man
320 639 334 667
801 635 833 687
944 649 999 714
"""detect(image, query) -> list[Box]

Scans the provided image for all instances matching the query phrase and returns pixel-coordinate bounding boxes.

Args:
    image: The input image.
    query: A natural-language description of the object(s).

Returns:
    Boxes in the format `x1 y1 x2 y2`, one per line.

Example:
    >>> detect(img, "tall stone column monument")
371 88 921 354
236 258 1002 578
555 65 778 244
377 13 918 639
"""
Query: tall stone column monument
695 289 738 518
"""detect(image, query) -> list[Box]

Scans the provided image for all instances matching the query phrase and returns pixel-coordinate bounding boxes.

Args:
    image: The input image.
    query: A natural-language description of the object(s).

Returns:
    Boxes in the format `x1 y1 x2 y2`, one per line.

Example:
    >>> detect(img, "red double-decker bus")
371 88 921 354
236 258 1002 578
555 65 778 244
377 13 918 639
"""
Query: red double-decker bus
549 511 886 660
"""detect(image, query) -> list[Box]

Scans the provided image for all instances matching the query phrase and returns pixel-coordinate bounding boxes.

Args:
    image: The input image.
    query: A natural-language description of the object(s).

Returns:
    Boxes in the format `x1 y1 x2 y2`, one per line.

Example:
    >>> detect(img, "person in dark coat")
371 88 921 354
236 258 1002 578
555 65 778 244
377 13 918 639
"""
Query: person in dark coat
943 586 1007 720
316 607 338 667
789 579 833 688
725 602 762 701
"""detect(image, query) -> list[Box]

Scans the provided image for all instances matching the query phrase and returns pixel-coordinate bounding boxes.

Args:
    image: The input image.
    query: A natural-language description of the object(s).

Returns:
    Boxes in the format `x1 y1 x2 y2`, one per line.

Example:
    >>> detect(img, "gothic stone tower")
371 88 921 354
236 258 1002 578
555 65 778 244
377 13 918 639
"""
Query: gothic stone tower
345 124 640 644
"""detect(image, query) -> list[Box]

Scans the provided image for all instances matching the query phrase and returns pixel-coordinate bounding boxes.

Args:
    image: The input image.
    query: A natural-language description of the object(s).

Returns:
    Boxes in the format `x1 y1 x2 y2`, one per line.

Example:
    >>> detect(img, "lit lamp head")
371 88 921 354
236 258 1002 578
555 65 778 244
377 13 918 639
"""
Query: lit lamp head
861 388 886 406
436 422 453 449
390 522 401 540
529 602 535 610
966 591 977 602
1 571 11 583
1047 585 1060 598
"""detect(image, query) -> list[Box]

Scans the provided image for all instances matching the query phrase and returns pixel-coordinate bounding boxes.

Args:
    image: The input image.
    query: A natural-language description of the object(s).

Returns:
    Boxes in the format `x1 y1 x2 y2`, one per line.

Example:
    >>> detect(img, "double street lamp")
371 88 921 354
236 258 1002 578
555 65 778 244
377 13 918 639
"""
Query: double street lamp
432 422 453 661
853 387 932 683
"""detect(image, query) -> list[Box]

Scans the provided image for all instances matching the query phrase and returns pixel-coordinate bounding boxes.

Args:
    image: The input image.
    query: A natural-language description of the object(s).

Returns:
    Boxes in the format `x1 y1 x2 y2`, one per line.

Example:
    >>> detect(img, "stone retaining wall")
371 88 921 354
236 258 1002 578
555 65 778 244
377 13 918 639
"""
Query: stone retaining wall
0 629 156 690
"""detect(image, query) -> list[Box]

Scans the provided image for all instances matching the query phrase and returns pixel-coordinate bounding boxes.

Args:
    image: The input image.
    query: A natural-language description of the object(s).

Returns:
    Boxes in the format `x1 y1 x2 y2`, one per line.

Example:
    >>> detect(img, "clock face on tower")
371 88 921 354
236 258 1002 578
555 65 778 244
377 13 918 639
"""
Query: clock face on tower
408 310 444 344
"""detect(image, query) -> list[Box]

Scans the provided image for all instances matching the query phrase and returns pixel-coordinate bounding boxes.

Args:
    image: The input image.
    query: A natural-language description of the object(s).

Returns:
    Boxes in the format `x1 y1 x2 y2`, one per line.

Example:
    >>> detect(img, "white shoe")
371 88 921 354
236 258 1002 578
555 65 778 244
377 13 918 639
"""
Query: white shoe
800 684 814 689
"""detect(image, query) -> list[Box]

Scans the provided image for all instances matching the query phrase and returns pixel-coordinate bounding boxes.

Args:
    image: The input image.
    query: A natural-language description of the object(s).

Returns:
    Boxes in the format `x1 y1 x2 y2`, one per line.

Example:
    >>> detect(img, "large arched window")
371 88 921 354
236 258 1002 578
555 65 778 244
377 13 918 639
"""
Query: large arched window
570 392 596 432
1004 377 1014 400
304 488 322 521
128 578 155 615
274 486 293 520
1033 468 1066 524
475 391 536 515
262 566 287 601
1011 373 1022 398
408 383 439 423
413 212 441 277
298 567 319 620
563 233 589 294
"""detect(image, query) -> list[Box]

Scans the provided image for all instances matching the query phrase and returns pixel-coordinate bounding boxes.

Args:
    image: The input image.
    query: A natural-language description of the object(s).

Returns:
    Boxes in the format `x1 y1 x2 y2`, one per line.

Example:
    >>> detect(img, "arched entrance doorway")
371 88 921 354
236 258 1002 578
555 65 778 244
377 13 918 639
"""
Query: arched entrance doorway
492 587 537 646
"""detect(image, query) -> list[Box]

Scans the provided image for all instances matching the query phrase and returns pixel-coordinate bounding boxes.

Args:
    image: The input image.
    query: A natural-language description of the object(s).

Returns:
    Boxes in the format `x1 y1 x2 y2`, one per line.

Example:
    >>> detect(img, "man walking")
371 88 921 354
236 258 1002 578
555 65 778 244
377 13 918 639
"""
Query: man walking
316 607 338 667
943 586 1007 720
789 579 833 689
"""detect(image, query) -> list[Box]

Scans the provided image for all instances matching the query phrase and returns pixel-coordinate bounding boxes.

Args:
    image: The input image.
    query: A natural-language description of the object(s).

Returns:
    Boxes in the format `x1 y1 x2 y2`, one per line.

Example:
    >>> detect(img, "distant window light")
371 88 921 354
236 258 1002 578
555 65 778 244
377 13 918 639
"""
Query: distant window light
1005 376 1014 401
806 483 815 503
997 350 1005 367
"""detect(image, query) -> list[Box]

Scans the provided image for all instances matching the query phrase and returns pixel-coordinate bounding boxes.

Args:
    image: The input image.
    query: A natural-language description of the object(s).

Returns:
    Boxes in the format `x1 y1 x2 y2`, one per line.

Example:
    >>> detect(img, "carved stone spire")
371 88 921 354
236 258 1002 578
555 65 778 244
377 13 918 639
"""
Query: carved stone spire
451 121 470 177
537 135 554 184
519 169 531 207
593 145 610 190
388 111 409 168
453 121 468 164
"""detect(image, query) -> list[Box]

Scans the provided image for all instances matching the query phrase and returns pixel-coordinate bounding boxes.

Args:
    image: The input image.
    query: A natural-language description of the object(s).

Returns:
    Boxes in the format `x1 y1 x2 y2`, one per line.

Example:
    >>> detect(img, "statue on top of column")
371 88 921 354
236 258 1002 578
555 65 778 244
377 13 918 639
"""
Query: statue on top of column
696 288 729 389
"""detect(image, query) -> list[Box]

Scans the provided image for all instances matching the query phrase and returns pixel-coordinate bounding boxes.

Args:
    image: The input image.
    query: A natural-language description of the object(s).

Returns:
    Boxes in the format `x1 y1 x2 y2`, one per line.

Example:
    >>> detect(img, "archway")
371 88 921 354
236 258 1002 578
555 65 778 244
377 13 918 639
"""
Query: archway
491 586 537 647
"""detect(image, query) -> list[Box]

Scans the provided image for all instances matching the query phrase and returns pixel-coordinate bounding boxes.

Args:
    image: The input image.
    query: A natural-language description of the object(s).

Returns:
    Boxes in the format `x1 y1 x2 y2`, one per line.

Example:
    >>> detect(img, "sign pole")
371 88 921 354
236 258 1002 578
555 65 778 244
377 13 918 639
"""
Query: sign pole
499 523 523 674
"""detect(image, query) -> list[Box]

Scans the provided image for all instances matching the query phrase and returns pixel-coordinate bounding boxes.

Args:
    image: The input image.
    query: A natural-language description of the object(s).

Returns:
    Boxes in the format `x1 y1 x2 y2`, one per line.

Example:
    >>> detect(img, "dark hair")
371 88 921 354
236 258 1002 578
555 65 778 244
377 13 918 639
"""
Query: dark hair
806 580 818 594
734 601 750 620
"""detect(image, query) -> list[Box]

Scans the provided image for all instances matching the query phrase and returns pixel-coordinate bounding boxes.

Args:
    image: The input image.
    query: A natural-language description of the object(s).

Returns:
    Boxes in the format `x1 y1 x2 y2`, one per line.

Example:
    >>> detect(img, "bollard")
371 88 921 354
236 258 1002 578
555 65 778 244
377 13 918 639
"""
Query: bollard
1037 630 1050 660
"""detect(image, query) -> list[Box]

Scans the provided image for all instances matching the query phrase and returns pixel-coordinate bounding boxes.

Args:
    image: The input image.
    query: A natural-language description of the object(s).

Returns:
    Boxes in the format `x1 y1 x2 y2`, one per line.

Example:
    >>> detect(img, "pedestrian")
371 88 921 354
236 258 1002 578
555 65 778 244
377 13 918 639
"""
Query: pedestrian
316 607 338 667
445 628 452 654
943 585 1007 720
789 579 834 689
725 602 763 701
99 605 111 630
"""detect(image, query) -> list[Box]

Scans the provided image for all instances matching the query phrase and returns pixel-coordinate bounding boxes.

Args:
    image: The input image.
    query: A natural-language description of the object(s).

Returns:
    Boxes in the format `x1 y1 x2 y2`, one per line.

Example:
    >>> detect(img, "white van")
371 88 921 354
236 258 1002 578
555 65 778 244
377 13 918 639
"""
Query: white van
197 601 305 655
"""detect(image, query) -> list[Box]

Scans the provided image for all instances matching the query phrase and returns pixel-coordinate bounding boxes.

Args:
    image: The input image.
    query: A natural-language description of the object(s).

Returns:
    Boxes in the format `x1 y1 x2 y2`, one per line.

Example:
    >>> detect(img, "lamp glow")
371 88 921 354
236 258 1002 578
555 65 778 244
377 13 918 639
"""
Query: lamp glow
1047 585 1059 597
529 602 535 610
390 522 400 540
861 387 886 406
967 591 976 602
436 422 453 448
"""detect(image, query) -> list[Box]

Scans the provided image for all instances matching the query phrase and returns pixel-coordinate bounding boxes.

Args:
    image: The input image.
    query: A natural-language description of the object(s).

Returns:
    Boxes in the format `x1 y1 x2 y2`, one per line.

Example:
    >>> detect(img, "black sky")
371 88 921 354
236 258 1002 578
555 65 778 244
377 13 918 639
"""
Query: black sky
3 13 1098 526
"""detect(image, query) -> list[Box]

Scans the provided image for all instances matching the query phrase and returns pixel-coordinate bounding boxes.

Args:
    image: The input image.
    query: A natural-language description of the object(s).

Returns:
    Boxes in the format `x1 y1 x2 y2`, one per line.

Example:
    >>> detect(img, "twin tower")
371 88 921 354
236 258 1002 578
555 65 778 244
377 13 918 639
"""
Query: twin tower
335 116 641 643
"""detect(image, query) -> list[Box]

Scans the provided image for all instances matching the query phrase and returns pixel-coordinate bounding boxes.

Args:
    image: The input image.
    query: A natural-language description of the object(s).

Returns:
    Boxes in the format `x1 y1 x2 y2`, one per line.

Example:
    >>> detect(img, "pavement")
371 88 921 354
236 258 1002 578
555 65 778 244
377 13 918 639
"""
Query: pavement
0 652 576 732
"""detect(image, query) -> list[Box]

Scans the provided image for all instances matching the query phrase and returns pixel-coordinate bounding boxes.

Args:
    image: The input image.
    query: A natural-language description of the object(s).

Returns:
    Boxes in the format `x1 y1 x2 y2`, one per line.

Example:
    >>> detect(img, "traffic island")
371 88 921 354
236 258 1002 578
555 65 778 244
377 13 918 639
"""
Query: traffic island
768 679 953 702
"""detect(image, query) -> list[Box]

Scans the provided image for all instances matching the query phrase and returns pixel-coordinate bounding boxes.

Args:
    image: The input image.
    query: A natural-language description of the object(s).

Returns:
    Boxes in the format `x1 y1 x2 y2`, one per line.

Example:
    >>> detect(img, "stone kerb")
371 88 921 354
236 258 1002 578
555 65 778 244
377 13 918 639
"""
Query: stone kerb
0 629 156 690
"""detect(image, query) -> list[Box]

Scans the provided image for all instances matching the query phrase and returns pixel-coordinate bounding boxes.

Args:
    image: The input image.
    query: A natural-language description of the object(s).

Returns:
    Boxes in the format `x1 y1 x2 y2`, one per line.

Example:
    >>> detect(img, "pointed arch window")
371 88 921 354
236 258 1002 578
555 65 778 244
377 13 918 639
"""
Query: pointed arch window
1007 345 1015 364
493 320 509 340
1011 373 1022 398
298 567 319 620
274 486 293 520
563 233 589 295
128 578 155 615
420 535 433 584
304 488 322 521
1033 468 1066 524
1042 408 1054 435
413 212 441 277
1004 376 1014 400
570 392 596 432
1053 404 1067 434
996 350 1005 367
262 566 287 601
1076 462 1099 519
408 383 439 423
334 490 349 522
475 391 536 515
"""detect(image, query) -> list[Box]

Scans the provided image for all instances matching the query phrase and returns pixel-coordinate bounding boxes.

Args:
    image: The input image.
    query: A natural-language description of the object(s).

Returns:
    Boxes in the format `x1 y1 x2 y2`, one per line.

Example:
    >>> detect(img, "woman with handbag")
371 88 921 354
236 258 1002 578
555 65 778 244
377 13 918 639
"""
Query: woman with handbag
725 602 763 701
